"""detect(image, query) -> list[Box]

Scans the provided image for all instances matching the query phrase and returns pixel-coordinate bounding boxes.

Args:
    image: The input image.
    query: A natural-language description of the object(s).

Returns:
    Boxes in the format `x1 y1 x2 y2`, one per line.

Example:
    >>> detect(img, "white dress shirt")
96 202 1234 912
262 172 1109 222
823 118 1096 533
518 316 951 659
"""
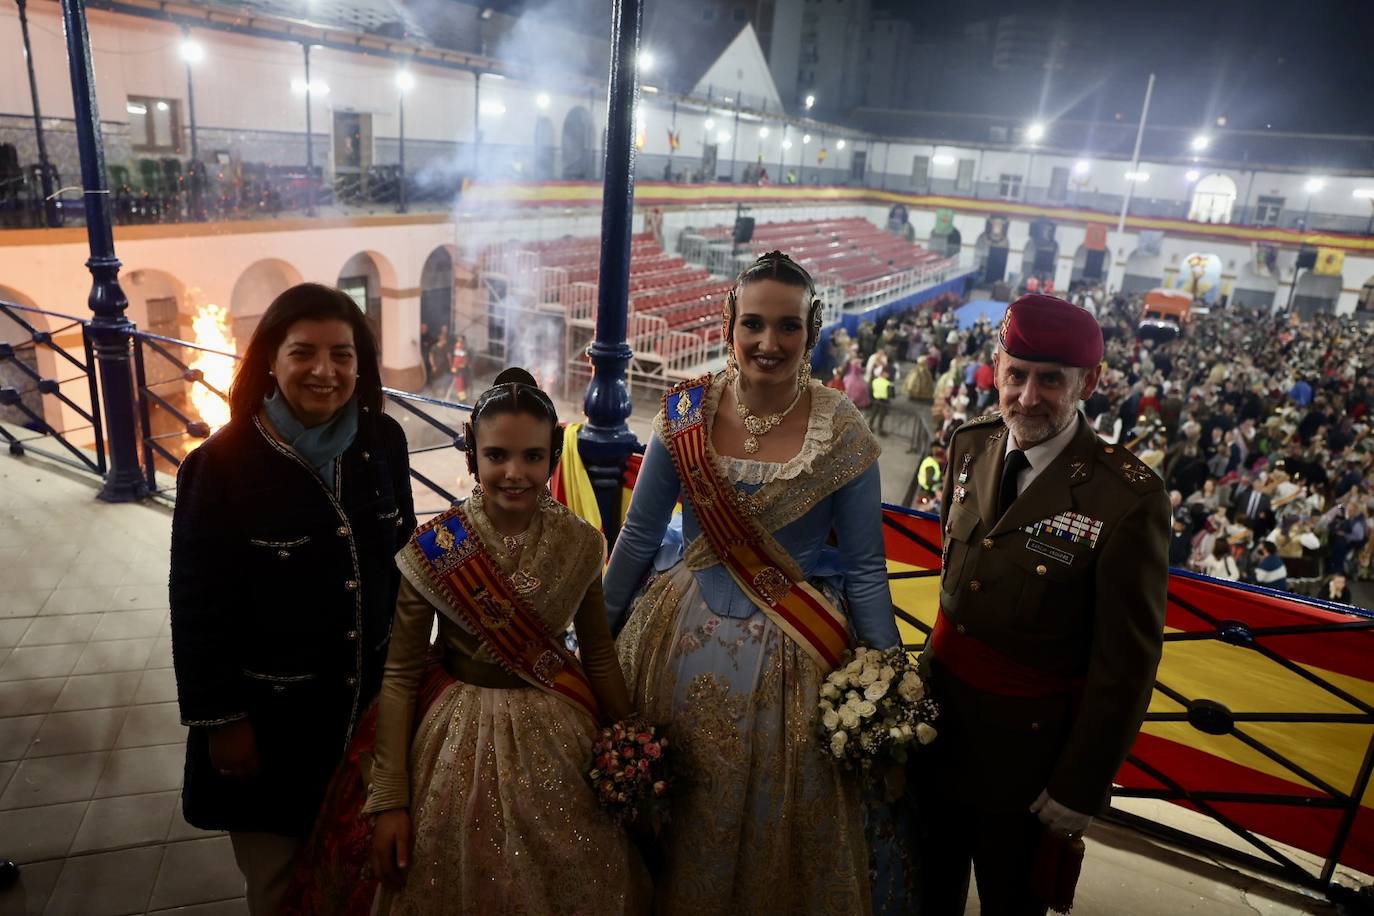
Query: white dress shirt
1005 413 1081 497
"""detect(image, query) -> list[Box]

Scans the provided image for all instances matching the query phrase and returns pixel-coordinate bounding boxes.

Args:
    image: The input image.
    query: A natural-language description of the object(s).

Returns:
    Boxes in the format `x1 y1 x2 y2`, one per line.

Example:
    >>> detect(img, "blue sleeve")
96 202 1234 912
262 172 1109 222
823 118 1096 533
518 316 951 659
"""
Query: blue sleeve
830 461 900 649
603 433 682 633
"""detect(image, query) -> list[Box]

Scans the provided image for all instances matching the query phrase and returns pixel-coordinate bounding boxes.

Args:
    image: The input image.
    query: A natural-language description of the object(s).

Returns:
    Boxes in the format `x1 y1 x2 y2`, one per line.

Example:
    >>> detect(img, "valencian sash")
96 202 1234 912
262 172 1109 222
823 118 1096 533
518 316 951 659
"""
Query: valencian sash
406 506 600 721
661 375 850 673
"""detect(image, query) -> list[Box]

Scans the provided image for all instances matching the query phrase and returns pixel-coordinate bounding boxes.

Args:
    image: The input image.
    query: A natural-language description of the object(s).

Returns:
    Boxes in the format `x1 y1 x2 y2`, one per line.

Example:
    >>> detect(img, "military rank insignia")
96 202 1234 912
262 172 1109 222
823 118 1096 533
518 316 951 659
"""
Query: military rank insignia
1023 511 1103 548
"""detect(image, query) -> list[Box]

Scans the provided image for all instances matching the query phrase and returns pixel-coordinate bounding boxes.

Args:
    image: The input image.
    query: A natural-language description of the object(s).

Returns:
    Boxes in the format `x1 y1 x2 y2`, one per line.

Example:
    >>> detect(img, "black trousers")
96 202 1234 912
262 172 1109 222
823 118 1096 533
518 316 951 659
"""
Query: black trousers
917 789 1049 916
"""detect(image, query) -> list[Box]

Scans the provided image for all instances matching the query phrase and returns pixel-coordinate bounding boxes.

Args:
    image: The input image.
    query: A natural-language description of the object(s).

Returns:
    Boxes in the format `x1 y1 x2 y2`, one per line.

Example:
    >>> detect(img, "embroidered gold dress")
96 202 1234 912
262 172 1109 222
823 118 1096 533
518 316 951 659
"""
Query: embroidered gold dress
363 492 649 915
604 374 901 916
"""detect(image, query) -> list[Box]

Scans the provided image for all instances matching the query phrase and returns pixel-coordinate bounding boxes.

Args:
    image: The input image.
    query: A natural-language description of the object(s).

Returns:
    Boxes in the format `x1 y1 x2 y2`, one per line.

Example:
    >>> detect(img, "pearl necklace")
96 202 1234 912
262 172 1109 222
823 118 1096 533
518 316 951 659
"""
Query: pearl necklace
733 377 803 454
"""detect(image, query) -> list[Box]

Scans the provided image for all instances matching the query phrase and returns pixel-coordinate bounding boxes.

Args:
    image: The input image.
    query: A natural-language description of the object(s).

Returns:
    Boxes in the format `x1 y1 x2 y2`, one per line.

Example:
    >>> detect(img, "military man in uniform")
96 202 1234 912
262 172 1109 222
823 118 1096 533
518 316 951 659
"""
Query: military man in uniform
919 293 1170 915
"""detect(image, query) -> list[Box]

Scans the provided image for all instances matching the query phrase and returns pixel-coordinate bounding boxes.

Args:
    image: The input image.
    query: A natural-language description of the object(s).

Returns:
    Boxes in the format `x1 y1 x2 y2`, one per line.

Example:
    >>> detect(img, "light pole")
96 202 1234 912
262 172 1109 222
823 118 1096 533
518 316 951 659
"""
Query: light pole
59 0 146 499
302 43 317 216
180 32 204 219
730 96 741 182
16 0 60 227
474 73 483 181
395 69 414 213
1301 177 1324 231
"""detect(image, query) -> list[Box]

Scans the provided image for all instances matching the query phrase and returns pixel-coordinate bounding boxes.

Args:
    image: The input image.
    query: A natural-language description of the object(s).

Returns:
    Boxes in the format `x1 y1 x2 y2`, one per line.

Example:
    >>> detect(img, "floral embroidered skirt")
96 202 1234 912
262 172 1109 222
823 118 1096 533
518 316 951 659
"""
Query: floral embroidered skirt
376 679 650 916
617 562 877 916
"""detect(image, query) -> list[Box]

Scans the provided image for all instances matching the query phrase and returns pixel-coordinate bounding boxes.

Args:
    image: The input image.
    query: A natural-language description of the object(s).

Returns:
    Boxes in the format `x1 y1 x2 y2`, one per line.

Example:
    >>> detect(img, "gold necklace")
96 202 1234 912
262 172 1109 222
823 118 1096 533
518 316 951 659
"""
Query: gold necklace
501 527 531 555
733 378 803 454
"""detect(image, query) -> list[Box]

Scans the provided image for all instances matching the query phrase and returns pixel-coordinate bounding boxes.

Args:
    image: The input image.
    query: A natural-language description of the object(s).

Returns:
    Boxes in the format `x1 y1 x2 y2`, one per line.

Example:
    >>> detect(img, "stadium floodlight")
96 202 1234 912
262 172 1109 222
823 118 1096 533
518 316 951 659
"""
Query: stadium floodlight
1191 134 1210 152
1305 177 1326 194
1353 188 1374 200
716 130 731 143
931 153 955 166
1124 171 1149 182
704 118 715 131
805 94 815 110
638 51 655 73
180 39 204 64
836 139 846 150
536 93 551 110
394 70 415 93
758 126 770 138
479 99 506 116
1073 159 1090 175
1025 122 1046 142
291 78 329 95
802 134 812 144
1185 169 1201 182
782 139 793 150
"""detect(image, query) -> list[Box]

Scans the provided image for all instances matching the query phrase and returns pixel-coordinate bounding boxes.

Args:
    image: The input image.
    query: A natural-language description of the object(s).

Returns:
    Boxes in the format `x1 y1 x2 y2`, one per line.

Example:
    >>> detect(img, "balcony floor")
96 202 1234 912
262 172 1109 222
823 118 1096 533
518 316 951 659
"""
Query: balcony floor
0 440 1355 916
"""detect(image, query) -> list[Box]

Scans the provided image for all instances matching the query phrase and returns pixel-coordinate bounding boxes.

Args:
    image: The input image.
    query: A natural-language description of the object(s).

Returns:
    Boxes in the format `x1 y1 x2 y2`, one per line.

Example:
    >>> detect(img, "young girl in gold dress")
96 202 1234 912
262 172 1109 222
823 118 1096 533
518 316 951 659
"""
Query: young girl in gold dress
364 368 648 914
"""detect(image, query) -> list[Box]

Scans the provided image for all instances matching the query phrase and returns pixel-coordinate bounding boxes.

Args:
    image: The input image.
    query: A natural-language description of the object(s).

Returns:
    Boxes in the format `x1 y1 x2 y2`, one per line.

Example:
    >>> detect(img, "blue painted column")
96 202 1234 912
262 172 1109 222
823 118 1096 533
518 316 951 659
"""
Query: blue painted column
577 0 643 547
60 0 145 501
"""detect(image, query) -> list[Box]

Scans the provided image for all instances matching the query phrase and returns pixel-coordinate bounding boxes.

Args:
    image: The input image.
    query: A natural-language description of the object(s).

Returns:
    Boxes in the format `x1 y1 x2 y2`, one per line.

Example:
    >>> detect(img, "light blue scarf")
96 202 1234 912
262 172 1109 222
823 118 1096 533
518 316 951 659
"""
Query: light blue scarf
263 388 359 489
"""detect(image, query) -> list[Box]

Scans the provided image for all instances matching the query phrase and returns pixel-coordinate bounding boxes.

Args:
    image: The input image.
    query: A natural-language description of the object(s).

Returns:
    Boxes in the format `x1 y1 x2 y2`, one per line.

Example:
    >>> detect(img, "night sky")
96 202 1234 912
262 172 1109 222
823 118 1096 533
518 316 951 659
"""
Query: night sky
471 0 1374 135
872 0 1374 133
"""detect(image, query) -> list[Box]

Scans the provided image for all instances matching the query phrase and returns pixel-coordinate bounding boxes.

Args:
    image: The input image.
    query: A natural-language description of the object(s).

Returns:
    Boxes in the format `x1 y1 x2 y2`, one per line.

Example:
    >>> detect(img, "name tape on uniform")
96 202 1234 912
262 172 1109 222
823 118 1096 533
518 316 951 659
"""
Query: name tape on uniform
1022 511 1103 549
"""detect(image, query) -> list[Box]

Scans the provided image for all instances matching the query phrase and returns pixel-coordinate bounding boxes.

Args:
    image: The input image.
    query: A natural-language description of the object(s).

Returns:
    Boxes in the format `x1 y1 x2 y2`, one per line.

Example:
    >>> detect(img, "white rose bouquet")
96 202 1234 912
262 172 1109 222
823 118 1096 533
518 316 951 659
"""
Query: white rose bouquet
816 646 939 775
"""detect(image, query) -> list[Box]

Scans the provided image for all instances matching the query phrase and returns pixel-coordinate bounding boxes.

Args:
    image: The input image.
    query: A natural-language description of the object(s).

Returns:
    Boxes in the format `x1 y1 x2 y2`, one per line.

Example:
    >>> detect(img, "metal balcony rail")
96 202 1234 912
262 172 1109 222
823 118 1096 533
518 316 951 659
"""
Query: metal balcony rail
0 298 473 516
0 300 106 475
880 502 1374 898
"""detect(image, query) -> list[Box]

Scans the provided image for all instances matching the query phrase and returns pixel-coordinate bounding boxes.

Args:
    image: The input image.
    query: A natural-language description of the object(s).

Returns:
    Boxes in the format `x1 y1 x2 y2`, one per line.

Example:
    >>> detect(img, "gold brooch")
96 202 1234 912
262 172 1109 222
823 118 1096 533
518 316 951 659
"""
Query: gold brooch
472 586 513 630
752 567 791 605
687 465 716 507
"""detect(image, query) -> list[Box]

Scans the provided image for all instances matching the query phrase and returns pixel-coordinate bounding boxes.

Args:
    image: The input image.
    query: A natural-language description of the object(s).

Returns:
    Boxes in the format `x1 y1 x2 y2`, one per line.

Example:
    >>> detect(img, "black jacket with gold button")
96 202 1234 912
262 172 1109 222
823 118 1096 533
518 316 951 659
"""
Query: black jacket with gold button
923 412 1169 816
170 407 414 834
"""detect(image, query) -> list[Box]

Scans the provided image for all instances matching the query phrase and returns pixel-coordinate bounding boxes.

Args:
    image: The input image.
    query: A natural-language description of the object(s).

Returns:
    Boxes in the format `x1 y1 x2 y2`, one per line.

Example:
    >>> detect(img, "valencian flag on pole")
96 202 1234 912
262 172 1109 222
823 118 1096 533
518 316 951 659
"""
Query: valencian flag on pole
667 128 680 152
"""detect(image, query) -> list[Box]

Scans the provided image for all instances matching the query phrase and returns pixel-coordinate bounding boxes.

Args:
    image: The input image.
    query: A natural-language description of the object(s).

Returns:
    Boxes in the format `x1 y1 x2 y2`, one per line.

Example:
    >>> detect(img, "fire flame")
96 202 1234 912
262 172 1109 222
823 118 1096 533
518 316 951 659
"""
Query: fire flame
188 301 236 435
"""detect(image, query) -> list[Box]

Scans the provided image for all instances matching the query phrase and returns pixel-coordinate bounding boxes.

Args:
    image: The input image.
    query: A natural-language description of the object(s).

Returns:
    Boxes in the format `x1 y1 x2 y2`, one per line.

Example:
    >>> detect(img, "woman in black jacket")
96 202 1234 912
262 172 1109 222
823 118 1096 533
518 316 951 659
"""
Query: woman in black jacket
170 283 415 915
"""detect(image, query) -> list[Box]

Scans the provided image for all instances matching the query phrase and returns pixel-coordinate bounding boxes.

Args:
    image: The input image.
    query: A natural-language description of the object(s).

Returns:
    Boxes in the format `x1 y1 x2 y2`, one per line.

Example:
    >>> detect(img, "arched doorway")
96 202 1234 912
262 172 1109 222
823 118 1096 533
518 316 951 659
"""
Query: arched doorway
420 246 457 385
561 106 594 180
1358 275 1374 315
337 252 392 350
230 259 302 348
534 116 555 181
1293 271 1343 319
1121 247 1166 296
1188 174 1238 224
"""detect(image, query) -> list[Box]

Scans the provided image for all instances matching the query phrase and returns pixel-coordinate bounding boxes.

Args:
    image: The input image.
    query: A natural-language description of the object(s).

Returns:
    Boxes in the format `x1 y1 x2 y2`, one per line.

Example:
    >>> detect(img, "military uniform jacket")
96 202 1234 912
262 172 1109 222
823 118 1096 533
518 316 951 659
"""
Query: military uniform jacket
926 411 1169 815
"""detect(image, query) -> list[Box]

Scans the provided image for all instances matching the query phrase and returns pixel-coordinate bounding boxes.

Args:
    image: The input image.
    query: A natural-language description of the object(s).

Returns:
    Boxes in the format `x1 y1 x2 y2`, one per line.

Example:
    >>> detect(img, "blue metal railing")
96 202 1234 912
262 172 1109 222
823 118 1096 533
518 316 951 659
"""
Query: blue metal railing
0 301 106 476
0 298 475 514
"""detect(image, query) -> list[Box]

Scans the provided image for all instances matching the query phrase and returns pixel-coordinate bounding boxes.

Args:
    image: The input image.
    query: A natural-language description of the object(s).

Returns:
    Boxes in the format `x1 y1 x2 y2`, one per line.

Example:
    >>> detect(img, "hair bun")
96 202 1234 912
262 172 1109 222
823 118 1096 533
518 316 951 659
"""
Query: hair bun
492 366 539 388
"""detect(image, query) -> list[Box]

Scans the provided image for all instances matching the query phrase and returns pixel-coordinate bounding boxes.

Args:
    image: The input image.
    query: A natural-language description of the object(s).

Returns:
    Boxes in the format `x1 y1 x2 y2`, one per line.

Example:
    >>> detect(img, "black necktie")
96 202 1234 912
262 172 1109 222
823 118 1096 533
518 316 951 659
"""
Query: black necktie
999 450 1030 517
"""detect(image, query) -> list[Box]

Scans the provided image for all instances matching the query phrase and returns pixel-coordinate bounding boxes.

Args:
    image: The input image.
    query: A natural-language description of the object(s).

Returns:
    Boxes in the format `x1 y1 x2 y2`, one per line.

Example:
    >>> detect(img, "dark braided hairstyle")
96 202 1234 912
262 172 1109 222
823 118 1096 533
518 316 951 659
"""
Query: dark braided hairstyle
722 250 824 350
462 367 562 480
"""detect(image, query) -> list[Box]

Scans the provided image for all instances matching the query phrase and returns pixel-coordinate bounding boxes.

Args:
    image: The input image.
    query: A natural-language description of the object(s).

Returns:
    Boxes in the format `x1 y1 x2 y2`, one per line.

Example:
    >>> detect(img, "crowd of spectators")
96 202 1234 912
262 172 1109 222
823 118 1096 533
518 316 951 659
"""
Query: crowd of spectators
846 292 1369 607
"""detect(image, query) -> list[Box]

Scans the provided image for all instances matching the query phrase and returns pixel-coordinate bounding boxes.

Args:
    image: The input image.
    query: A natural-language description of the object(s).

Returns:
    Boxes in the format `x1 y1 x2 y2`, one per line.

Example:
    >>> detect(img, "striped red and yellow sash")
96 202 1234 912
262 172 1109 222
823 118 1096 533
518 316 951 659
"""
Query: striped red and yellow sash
407 506 600 721
661 376 850 673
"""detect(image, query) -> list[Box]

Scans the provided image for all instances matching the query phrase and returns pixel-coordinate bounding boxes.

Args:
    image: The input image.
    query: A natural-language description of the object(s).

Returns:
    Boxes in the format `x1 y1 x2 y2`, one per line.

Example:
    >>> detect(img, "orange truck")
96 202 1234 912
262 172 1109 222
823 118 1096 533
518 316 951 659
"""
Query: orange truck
1138 288 1192 341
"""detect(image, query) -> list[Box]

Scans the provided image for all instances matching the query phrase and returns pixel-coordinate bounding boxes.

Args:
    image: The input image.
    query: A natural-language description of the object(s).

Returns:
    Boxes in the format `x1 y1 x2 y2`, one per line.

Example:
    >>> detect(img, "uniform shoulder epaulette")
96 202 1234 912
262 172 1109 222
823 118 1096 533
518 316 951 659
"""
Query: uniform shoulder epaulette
1095 441 1164 490
957 412 1004 433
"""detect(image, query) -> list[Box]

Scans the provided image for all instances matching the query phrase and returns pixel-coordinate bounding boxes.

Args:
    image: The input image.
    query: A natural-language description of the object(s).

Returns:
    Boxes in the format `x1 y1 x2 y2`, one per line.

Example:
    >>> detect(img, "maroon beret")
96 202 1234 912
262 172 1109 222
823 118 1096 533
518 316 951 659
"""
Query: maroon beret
998 294 1104 368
